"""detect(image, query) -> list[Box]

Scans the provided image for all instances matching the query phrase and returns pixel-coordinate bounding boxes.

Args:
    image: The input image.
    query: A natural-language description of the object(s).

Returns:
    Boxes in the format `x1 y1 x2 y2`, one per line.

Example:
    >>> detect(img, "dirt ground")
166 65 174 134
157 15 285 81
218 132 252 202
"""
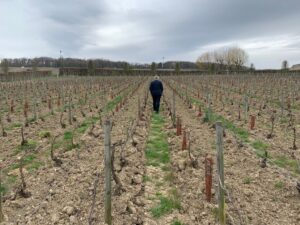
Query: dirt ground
1 77 300 225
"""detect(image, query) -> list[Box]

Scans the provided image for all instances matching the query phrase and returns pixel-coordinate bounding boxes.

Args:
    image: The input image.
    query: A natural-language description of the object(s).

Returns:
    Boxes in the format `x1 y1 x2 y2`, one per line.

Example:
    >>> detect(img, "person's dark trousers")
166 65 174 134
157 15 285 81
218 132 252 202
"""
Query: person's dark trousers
152 94 161 112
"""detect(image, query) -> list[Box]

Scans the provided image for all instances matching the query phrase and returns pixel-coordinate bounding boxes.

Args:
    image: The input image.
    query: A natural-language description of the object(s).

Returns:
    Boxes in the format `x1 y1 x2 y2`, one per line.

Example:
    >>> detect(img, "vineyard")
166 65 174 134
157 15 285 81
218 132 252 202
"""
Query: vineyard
0 74 300 225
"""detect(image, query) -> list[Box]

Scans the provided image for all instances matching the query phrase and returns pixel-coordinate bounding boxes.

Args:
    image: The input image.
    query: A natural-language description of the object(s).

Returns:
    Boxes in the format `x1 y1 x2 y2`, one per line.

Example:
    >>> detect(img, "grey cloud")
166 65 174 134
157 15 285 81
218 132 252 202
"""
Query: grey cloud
27 0 108 54
146 0 300 57
1 0 300 68
31 0 107 25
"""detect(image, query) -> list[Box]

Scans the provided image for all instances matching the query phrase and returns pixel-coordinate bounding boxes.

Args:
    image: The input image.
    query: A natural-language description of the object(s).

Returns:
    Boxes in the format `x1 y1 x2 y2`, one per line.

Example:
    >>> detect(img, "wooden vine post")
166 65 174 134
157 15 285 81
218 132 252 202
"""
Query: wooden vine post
33 96 37 121
172 90 176 127
216 121 225 224
68 93 72 125
244 95 248 123
104 119 112 225
19 156 27 196
280 93 284 117
207 93 212 121
0 165 4 222
138 97 141 120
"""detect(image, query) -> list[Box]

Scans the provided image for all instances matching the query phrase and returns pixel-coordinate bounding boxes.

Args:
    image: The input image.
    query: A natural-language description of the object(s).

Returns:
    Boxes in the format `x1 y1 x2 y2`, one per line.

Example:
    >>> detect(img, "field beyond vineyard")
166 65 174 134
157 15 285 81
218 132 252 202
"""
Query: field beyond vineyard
1 74 300 225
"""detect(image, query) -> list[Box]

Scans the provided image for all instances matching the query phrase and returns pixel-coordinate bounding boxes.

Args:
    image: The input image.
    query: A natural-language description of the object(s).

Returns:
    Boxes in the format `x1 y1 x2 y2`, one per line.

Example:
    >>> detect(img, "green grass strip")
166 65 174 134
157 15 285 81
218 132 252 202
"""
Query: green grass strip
150 196 181 218
145 113 170 166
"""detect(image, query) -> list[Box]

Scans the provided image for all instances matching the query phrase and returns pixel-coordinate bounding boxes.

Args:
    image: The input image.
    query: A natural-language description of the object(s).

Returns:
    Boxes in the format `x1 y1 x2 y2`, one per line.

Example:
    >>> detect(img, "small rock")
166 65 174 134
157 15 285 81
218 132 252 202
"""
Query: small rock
49 189 55 195
135 198 145 206
178 150 188 158
40 201 48 209
132 175 143 184
63 206 75 216
248 214 253 221
114 161 122 172
35 214 43 220
226 139 232 144
69 215 78 224
46 174 55 185
244 189 253 197
178 160 186 171
211 188 215 195
51 213 60 223
88 184 95 192
10 201 24 209
7 168 28 177
126 201 137 214
201 211 207 217
0 222 14 225
190 215 197 221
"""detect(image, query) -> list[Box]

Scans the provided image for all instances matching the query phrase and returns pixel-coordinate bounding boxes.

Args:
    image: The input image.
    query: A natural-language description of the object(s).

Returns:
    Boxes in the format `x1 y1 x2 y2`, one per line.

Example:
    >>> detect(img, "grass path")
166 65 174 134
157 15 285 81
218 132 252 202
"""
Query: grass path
144 111 184 225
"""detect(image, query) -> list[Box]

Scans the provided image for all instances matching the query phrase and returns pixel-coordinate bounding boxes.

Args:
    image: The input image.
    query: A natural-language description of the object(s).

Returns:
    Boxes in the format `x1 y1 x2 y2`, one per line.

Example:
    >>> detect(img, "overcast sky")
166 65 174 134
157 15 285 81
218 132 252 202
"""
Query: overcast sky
1 0 300 69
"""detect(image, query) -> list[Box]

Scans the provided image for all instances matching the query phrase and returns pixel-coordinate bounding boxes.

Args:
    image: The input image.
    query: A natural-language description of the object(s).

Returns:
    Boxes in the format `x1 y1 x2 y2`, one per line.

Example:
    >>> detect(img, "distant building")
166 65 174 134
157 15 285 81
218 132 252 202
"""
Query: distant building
290 64 300 71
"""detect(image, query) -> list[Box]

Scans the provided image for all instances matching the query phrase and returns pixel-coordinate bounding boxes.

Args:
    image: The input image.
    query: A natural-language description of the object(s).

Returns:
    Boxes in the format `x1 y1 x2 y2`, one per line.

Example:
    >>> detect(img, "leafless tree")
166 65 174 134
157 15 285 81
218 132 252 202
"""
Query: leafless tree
281 60 289 72
197 47 248 73
250 63 255 72
0 59 9 75
213 49 225 72
230 47 248 71
32 59 38 75
196 52 214 71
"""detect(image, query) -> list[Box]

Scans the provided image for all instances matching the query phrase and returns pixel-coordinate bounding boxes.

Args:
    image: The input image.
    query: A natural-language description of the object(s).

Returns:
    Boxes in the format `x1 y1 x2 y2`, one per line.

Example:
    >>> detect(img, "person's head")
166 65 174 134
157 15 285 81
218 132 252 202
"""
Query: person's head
154 75 159 80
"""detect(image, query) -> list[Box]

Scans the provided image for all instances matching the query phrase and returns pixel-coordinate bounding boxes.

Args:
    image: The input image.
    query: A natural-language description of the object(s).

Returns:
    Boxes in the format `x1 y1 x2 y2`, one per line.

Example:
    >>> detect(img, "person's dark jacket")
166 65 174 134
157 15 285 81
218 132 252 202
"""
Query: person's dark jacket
150 80 164 96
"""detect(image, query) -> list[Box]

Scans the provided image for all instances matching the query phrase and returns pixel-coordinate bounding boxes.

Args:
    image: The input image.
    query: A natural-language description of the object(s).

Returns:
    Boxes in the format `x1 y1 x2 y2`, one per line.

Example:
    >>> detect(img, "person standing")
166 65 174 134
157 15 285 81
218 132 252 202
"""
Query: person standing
149 75 164 113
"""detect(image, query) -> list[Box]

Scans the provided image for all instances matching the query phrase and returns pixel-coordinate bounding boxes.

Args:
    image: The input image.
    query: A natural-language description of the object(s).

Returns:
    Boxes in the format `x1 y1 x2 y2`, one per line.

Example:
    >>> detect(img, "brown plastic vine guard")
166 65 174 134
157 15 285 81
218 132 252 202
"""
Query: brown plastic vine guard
250 115 255 130
204 156 213 202
182 129 187 150
57 96 61 107
10 99 14 113
24 100 29 118
287 98 291 110
48 97 52 110
197 106 202 117
176 117 182 136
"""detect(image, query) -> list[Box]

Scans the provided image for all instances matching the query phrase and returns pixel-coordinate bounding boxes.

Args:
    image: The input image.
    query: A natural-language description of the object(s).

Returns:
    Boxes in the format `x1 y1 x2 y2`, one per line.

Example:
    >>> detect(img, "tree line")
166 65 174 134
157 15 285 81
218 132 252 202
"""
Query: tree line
0 57 198 70
196 46 249 73
0 53 293 76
